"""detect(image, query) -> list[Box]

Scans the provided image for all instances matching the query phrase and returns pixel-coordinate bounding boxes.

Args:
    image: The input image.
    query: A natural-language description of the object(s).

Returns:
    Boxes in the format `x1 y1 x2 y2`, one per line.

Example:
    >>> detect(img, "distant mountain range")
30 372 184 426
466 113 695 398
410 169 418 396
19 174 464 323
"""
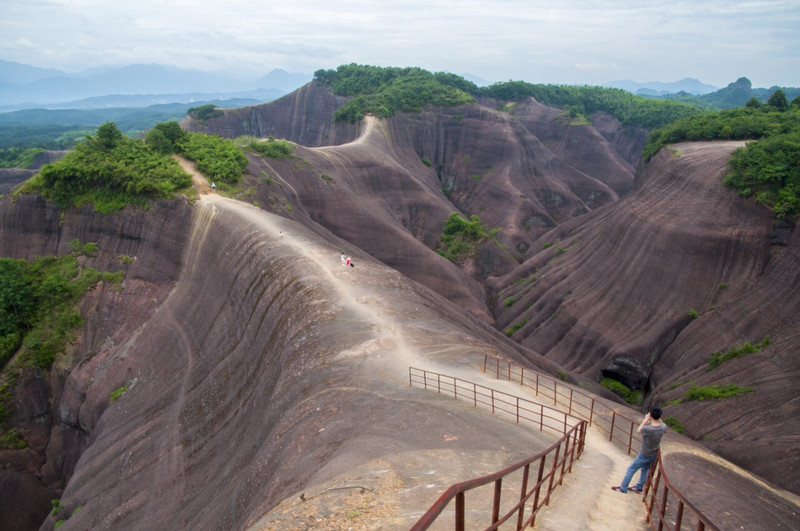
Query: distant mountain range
0 61 313 111
603 78 719 95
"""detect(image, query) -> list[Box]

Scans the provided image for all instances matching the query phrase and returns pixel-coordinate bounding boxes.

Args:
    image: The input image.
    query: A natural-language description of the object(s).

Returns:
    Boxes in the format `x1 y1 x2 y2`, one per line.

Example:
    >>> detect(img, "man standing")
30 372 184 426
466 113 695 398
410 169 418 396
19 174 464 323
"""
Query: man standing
612 407 667 494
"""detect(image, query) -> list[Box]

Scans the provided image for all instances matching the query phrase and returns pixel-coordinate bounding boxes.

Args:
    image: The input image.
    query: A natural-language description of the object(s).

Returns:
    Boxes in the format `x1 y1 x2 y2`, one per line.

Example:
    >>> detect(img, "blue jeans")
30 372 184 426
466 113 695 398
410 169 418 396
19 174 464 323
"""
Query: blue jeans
620 453 656 492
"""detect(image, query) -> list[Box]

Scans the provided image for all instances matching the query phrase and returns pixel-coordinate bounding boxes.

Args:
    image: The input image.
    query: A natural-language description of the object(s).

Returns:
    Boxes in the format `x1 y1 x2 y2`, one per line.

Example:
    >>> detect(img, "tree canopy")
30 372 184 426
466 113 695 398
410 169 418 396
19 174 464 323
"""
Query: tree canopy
20 122 192 213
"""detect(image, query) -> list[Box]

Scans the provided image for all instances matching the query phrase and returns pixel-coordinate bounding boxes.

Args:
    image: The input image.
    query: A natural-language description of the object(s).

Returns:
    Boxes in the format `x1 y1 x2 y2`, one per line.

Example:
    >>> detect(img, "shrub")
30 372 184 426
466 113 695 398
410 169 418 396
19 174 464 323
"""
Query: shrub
178 132 248 184
504 318 529 337
187 104 223 122
688 308 699 320
437 212 499 263
0 252 121 371
110 382 131 402
600 377 643 405
239 136 296 159
707 336 771 370
20 122 191 213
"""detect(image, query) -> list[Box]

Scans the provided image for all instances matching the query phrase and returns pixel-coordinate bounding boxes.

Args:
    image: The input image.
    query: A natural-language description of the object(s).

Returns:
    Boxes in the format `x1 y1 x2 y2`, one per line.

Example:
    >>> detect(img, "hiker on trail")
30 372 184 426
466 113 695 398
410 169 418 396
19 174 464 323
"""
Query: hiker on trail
340 253 346 265
345 256 351 267
211 182 216 192
279 231 283 239
612 407 667 494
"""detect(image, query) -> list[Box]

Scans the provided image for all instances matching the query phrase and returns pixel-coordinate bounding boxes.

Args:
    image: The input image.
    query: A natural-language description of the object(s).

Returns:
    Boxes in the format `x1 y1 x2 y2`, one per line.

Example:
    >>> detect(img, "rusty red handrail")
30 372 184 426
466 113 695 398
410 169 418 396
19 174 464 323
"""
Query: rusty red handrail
483 353 642 454
483 354 720 531
643 452 719 531
408 367 587 530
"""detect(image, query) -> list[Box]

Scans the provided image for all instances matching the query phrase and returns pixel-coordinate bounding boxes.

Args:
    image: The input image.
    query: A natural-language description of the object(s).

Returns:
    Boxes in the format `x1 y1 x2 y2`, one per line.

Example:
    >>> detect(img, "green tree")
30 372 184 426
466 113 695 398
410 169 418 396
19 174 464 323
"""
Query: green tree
767 90 789 111
95 121 124 150
745 97 761 109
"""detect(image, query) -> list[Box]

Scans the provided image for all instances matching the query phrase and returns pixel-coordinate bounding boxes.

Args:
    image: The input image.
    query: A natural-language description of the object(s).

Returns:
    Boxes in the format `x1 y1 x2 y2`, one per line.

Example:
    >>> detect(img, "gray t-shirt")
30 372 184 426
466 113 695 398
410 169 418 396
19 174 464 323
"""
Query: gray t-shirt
640 423 667 457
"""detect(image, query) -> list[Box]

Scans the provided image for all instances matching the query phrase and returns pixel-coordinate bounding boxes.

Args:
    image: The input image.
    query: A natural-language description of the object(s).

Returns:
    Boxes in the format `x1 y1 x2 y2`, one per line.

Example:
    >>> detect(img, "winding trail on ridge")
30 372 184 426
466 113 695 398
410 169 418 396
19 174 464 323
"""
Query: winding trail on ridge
177 133 648 529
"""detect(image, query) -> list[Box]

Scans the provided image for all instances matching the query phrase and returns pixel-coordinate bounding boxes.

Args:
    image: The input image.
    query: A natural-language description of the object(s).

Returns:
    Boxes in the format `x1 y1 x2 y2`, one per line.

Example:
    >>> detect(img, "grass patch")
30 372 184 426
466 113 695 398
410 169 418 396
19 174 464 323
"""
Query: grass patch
110 382 131 403
707 335 771 371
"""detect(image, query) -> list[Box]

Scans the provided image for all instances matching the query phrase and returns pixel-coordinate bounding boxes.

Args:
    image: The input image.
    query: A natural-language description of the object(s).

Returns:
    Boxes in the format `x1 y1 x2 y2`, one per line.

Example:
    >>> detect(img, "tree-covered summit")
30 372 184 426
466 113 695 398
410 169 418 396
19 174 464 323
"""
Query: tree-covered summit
314 63 701 129
314 64 475 123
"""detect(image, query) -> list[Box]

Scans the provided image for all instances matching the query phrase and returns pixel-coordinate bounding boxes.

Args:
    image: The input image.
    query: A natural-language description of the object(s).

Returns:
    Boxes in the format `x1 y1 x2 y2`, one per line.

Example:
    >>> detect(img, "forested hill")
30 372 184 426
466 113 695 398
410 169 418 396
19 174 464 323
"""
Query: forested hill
313 63 702 128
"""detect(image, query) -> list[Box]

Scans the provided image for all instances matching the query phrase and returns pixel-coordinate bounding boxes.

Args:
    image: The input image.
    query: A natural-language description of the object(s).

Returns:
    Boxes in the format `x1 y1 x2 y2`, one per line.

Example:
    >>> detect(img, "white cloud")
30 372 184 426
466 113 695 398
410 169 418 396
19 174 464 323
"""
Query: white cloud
0 0 798 87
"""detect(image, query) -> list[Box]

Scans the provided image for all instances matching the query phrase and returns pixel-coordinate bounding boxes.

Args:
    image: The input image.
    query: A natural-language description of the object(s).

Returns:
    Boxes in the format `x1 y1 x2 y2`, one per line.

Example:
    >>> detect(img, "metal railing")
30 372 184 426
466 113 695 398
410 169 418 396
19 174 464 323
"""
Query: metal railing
483 353 642 454
643 453 719 531
408 367 587 529
483 354 719 531
409 367 577 436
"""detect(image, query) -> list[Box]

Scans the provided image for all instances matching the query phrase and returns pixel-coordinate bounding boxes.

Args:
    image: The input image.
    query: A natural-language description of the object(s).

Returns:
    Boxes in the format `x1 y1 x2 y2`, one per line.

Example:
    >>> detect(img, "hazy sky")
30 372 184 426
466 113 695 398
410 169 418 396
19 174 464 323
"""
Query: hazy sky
2 0 799 88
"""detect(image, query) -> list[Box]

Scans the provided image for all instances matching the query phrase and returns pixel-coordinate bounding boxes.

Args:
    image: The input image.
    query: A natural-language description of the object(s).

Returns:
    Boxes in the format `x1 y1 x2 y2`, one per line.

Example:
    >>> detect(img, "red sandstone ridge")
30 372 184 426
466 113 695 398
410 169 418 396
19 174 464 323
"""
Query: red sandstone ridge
1 82 799 529
182 87 799 496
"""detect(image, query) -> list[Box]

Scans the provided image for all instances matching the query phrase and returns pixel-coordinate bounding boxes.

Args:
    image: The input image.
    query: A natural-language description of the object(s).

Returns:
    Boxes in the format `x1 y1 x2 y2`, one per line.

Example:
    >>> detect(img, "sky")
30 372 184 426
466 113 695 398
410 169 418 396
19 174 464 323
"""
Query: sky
2 0 799 88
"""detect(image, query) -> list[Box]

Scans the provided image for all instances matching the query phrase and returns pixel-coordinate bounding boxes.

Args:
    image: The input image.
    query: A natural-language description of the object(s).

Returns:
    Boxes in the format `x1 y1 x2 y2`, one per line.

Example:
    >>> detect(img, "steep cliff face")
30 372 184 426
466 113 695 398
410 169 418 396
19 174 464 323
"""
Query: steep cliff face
0 195 192 530
489 141 800 492
182 83 361 147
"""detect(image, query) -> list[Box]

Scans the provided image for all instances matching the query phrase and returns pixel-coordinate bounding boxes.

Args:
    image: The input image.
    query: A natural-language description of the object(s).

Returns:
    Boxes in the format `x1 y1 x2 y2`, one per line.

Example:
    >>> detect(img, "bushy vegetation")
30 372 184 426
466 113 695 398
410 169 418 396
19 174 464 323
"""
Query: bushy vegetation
0 245 122 371
707 336 771 371
668 384 755 404
314 64 475 122
643 95 800 218
178 130 248 184
0 147 44 168
236 136 296 159
479 81 701 129
186 104 223 122
314 63 702 131
0 125 94 151
437 212 498 263
20 122 192 213
600 377 643 406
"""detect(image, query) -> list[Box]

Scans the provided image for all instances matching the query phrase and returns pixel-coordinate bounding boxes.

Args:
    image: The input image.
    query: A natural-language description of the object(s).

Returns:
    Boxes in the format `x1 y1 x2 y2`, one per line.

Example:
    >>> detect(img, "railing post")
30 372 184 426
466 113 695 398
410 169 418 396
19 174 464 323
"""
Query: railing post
491 388 495 414
483 353 488 373
545 444 561 505
609 411 616 442
520 366 524 385
473 382 477 407
455 491 465 531
568 388 573 415
627 422 634 454
517 463 531 530
492 478 502 524
516 396 520 424
589 398 595 426
530 456 546 528
535 372 539 396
